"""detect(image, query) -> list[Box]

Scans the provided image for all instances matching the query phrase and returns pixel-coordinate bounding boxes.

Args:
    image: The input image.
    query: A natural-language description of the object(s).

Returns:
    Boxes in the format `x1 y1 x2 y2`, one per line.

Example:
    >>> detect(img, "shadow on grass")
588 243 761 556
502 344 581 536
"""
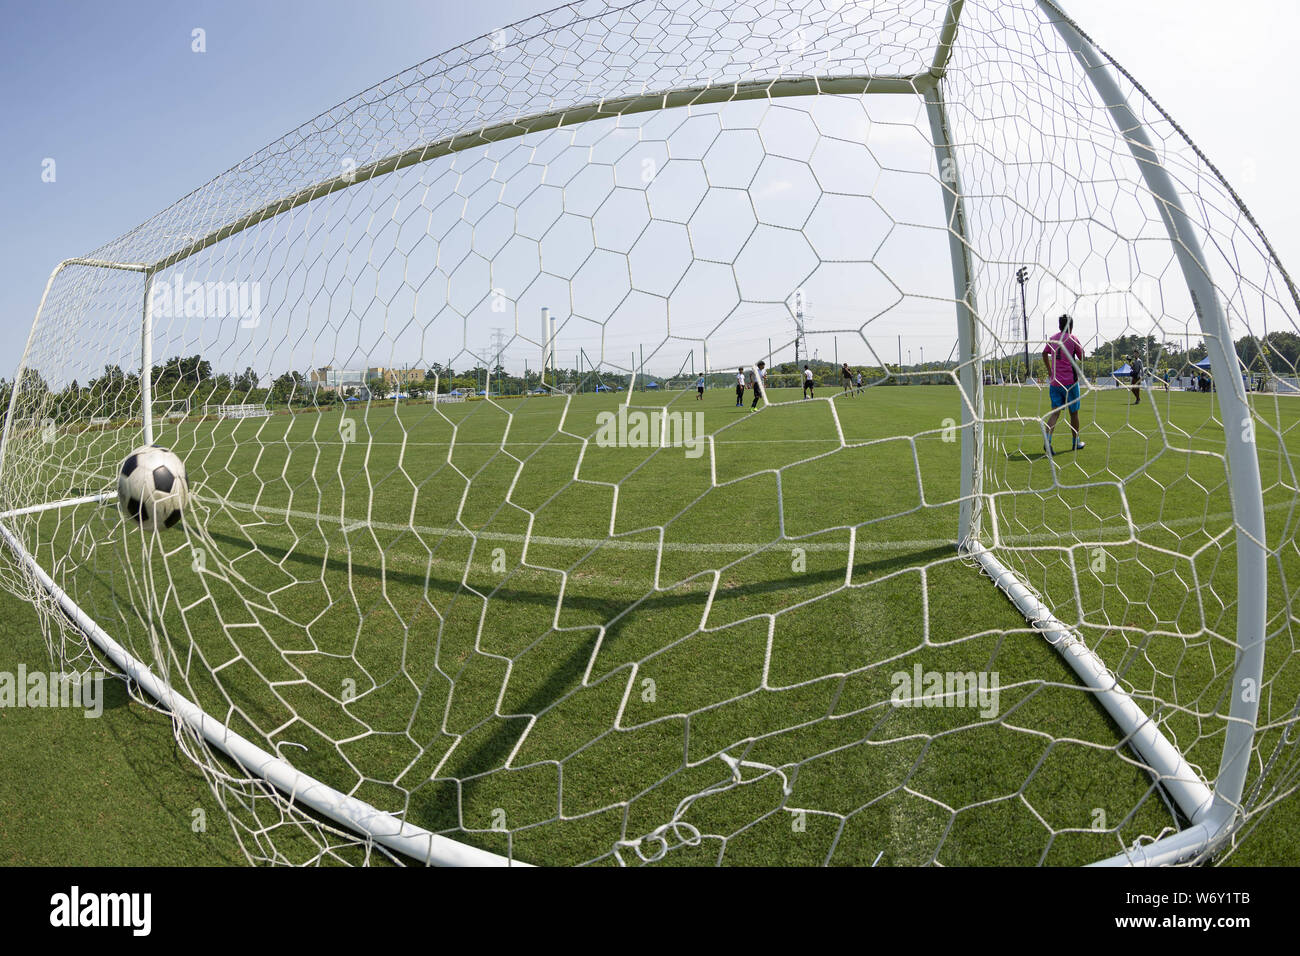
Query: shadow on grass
204 527 955 847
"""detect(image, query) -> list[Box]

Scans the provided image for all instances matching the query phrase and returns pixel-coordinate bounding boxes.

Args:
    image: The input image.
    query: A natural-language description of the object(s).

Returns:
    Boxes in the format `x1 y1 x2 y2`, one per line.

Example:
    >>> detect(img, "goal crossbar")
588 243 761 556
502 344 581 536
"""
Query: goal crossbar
149 74 925 276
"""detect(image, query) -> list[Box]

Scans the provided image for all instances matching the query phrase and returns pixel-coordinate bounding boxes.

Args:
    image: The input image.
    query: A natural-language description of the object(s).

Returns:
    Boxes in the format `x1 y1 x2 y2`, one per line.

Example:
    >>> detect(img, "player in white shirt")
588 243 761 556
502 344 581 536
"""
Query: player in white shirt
735 367 745 407
802 365 814 399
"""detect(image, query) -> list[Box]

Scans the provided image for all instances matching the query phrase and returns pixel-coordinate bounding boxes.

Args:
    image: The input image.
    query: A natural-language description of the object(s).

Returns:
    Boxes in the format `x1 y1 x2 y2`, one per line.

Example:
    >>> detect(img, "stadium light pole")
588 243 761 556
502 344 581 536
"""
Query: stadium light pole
1016 266 1031 381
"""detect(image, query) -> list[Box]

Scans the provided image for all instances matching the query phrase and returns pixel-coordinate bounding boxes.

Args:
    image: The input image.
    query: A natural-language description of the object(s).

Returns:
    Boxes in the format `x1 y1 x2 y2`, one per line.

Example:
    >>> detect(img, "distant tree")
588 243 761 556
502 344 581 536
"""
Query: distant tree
271 370 307 405
1238 332 1300 374
15 367 50 408
232 367 260 393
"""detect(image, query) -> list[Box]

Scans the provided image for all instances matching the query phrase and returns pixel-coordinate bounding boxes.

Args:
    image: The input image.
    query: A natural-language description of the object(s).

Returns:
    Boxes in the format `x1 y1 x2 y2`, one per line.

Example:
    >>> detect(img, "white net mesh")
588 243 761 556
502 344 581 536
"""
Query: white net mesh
3 0 1299 865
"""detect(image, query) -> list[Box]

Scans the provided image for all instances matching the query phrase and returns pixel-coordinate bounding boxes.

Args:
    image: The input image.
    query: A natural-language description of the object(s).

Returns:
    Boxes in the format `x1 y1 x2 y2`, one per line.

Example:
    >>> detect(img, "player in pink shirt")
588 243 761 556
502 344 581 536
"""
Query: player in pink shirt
1042 314 1085 455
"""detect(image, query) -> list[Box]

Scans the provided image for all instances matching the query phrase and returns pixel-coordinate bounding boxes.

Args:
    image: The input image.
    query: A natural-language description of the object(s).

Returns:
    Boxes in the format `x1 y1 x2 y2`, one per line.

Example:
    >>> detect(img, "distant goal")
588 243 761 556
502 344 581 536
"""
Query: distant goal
201 403 271 420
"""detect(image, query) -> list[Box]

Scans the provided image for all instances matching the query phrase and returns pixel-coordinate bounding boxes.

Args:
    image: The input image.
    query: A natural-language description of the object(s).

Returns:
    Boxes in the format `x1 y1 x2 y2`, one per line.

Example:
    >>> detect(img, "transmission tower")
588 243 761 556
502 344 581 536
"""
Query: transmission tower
490 327 507 371
793 289 808 367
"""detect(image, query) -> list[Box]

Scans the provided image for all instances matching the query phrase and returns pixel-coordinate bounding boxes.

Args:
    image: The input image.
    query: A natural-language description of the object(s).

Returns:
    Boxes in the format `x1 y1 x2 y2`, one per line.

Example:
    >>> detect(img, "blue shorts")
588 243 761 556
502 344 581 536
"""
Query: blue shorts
1049 382 1081 413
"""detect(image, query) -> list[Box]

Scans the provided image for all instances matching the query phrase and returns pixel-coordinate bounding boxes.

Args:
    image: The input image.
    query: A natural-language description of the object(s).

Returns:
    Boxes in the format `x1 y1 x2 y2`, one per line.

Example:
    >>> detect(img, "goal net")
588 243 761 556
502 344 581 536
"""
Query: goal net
3 0 1299 866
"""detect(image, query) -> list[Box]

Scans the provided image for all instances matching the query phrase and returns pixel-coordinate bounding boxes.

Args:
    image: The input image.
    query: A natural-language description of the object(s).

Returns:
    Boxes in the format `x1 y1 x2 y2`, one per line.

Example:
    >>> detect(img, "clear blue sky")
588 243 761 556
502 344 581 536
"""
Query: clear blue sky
0 0 543 375
1 0 1296 379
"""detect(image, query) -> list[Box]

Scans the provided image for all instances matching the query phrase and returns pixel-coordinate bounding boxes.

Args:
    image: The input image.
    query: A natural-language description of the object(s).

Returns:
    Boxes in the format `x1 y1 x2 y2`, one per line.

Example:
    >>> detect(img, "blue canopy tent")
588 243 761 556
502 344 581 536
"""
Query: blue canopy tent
1112 363 1132 376
1193 358 1213 370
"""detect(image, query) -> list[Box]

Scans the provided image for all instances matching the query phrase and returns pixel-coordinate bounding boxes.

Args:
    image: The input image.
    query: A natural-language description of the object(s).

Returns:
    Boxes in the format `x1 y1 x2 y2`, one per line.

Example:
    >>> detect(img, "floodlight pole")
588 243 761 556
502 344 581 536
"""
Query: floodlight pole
1016 266 1031 381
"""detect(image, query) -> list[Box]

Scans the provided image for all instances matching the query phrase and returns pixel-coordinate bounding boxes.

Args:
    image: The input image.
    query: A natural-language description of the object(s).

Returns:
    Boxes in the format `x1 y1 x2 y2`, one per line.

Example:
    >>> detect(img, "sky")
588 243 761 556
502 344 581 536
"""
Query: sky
1 0 1297 384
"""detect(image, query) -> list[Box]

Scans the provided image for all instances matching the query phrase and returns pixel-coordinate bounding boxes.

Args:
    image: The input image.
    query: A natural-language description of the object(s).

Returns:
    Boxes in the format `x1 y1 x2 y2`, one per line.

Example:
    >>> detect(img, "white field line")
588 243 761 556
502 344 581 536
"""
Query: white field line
191 491 1288 556
17 458 1287 556
99 436 900 448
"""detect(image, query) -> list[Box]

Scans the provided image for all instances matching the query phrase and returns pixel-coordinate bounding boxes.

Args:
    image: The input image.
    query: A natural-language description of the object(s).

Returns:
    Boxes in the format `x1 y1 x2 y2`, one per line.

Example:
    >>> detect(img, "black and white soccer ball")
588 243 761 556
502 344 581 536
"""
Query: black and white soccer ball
117 444 189 531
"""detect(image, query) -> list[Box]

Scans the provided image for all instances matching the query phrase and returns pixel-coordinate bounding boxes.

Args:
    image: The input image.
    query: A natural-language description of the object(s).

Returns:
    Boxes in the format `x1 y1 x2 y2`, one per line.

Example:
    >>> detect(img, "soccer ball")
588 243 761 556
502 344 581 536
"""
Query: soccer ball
117 444 189 531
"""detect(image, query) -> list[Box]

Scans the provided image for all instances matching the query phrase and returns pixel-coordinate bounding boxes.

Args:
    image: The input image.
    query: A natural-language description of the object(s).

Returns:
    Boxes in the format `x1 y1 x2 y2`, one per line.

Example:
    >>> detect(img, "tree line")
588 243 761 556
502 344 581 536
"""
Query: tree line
3 332 1298 425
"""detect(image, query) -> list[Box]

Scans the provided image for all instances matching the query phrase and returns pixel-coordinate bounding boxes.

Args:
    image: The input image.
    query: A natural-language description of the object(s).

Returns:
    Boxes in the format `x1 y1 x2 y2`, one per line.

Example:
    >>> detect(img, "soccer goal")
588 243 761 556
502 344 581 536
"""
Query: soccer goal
2 0 1298 867
202 403 270 420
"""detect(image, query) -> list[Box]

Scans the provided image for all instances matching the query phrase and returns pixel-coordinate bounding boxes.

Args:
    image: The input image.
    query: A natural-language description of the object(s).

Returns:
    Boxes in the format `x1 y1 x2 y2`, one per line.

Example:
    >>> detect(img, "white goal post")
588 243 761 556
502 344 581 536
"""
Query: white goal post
1 0 1296 867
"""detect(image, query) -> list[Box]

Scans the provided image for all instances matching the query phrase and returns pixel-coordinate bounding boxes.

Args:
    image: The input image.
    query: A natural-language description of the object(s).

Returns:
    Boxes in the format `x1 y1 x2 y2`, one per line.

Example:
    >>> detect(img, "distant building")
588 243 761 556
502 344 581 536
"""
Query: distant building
373 367 424 387
309 366 367 393
309 365 425 395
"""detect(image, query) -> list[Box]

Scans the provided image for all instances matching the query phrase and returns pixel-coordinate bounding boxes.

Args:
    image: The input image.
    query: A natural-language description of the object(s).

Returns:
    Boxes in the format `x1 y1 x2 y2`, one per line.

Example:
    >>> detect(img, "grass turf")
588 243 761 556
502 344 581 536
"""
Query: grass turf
2 382 1298 864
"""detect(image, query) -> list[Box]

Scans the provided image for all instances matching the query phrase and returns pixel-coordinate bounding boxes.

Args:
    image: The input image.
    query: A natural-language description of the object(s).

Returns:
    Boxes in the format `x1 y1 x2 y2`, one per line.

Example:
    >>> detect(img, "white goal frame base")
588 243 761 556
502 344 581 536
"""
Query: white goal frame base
0 494 522 867
0 489 1241 866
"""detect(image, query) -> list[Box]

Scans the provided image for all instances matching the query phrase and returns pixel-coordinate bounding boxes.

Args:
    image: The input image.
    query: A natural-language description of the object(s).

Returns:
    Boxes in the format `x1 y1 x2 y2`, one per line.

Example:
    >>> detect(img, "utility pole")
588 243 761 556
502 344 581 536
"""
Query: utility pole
1016 267 1031 381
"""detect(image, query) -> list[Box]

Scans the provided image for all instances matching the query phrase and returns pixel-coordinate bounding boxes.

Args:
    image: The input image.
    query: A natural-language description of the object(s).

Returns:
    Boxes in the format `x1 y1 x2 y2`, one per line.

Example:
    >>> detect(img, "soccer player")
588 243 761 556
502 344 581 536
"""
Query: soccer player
855 370 864 394
803 365 815 399
747 360 767 410
841 362 854 396
1042 313 1085 455
1129 354 1144 404
695 375 705 400
735 367 745 407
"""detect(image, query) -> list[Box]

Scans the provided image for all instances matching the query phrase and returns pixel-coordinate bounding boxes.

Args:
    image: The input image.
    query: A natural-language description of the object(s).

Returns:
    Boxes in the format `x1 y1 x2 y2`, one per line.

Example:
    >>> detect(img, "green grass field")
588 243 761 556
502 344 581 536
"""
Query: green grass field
3 382 1298 865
